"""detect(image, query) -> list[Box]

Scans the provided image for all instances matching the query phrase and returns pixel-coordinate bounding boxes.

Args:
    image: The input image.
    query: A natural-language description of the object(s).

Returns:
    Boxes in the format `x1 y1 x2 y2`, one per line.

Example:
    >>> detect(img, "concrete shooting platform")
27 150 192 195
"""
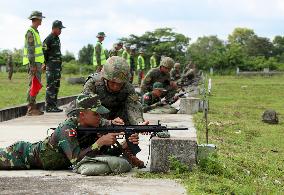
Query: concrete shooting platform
0 107 197 194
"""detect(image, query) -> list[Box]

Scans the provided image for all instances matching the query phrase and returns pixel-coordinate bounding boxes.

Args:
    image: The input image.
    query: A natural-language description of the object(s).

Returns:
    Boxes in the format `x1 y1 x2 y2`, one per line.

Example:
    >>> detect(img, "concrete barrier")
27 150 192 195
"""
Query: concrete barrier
179 97 201 114
0 95 77 122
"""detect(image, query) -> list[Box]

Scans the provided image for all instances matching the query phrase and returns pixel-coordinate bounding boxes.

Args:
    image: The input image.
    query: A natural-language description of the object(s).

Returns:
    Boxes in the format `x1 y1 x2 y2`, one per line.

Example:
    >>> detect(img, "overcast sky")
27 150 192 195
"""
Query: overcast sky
0 0 283 57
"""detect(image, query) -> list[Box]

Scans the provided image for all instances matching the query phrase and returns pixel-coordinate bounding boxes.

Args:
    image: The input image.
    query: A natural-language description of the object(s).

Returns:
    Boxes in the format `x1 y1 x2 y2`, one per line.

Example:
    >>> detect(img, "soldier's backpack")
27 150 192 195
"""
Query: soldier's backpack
262 109 279 124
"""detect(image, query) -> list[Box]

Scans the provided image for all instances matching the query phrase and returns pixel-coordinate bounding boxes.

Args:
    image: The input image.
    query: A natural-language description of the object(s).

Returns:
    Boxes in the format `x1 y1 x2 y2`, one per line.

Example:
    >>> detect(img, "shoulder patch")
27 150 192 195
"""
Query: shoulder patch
68 129 77 137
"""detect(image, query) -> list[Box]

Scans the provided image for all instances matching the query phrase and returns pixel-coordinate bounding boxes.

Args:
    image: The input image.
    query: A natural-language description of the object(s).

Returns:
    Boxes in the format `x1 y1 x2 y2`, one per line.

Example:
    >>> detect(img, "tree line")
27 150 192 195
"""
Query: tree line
1 27 284 73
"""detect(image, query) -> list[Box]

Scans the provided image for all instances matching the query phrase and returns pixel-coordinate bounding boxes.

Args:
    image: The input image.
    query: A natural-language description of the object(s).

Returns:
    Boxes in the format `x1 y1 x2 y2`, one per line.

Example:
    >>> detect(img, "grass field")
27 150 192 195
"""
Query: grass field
137 75 284 194
0 72 83 109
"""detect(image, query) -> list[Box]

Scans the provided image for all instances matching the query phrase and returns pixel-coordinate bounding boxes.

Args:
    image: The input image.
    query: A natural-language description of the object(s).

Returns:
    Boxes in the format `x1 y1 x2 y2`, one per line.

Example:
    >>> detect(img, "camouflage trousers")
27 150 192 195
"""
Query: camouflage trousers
46 70 61 108
0 141 43 170
147 104 178 114
27 63 42 104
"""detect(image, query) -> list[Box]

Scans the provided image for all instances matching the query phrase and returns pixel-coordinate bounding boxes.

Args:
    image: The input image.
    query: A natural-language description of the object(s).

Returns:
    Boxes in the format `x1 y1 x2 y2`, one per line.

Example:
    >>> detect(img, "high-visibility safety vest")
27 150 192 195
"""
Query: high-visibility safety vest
150 55 157 68
93 42 107 67
137 55 145 70
122 50 131 66
23 27 45 65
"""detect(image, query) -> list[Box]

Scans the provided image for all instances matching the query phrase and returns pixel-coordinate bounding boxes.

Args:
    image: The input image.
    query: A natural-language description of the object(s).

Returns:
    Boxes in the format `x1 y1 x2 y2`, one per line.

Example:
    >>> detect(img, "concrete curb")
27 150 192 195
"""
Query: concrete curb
0 95 77 122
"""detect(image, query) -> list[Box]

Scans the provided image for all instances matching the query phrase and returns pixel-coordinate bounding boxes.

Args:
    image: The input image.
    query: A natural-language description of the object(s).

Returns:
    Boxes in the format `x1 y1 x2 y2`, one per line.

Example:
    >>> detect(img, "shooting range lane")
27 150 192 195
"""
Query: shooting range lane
0 109 190 194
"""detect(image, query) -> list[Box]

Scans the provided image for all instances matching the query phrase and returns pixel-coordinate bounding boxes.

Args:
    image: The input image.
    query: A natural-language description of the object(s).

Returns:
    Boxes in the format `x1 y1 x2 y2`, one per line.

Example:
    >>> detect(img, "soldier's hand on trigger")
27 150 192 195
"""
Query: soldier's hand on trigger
128 133 139 144
96 132 124 147
111 117 125 125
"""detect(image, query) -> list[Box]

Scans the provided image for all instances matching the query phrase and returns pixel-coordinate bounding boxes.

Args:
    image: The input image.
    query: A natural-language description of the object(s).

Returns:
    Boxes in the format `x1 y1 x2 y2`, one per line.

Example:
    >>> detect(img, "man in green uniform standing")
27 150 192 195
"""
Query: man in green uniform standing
93 32 107 72
137 49 146 85
150 52 158 69
0 94 139 170
43 20 65 112
23 11 45 116
6 53 13 80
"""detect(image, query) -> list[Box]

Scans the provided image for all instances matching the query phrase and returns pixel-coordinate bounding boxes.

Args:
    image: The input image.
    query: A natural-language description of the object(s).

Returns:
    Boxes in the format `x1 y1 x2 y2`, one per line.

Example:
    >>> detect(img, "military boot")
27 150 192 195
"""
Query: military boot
27 103 44 116
122 146 145 169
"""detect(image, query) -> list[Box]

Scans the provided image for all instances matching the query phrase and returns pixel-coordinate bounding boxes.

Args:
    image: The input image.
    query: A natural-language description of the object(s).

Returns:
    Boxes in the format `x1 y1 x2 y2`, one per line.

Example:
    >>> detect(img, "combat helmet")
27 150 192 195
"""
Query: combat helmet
101 56 130 83
160 57 174 69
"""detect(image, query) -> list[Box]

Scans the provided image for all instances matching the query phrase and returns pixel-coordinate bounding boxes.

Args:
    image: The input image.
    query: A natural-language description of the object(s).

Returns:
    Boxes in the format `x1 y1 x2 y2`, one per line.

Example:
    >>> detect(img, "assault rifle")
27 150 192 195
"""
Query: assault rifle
77 122 188 154
77 122 188 135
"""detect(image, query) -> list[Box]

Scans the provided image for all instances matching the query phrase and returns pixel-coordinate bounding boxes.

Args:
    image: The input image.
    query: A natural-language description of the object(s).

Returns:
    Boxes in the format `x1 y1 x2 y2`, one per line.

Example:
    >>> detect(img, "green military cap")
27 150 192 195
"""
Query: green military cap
52 20 65 29
160 57 175 69
28 11 45 20
139 49 144 54
153 82 167 91
152 52 156 55
97 32 106 38
66 94 109 117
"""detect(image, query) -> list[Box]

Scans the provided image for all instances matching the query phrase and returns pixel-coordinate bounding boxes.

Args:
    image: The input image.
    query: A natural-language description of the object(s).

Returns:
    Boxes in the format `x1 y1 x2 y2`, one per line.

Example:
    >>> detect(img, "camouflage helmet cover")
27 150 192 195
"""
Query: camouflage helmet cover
160 57 175 69
66 93 109 117
102 56 130 83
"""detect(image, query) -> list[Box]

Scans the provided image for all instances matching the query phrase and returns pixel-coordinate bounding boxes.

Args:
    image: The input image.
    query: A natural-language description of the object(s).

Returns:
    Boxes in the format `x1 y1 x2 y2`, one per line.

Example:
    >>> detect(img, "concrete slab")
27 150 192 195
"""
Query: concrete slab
0 109 196 194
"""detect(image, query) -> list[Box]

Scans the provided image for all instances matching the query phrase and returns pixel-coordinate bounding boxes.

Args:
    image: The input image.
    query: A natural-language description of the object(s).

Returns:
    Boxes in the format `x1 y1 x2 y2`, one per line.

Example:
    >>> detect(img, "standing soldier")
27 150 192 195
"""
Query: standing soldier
23 11 45 116
137 50 145 86
122 44 131 66
93 32 107 72
170 62 181 81
43 20 65 112
6 54 13 80
150 52 157 69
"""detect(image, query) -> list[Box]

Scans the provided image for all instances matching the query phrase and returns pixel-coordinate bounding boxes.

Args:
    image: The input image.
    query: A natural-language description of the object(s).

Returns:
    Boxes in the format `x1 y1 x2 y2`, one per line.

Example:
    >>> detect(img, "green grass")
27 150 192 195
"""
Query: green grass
0 72 83 109
136 75 284 194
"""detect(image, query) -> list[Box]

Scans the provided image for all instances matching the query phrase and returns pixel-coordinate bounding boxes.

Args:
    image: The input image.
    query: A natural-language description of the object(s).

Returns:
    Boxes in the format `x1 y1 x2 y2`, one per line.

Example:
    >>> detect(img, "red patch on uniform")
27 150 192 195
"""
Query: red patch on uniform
69 129 77 137
144 95 150 100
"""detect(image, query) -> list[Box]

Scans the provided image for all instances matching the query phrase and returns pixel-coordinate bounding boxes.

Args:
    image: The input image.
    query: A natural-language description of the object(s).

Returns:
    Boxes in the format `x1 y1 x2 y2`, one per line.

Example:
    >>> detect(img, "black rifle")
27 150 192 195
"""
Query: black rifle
77 122 188 154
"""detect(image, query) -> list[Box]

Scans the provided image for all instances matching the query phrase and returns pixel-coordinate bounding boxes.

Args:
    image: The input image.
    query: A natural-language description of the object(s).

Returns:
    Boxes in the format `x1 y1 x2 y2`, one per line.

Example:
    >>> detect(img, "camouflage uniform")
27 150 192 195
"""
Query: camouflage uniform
6 54 13 80
142 82 177 114
25 28 43 106
83 74 144 125
93 32 108 72
141 57 175 94
170 67 181 81
108 44 119 57
82 57 144 160
43 20 65 112
0 94 112 170
23 11 46 116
